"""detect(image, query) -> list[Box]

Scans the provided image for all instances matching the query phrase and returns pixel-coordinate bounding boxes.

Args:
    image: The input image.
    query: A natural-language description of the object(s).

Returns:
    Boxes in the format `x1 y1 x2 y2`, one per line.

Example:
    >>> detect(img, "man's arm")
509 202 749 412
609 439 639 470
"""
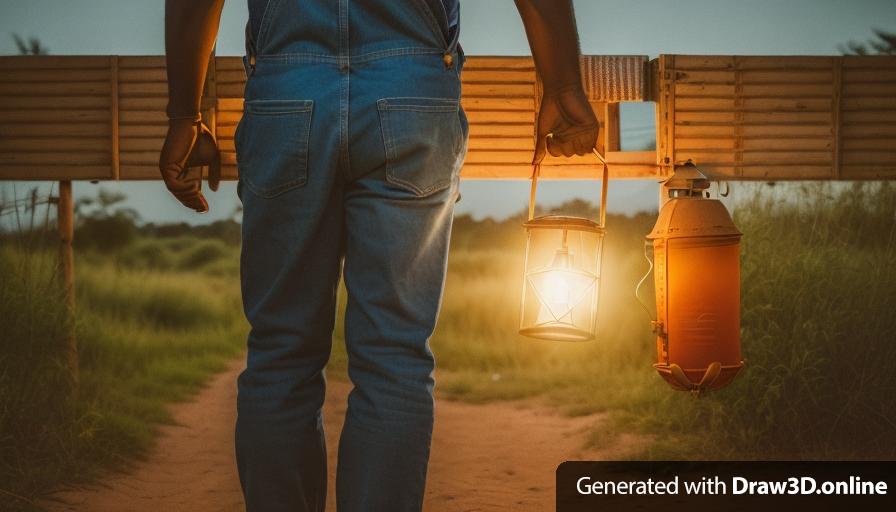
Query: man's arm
160 0 226 213
513 0 598 163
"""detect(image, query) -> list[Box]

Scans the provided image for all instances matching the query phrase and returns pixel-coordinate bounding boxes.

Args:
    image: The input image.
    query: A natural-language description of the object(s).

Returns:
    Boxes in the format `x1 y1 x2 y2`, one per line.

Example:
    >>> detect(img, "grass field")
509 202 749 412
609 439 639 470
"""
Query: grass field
1 181 894 509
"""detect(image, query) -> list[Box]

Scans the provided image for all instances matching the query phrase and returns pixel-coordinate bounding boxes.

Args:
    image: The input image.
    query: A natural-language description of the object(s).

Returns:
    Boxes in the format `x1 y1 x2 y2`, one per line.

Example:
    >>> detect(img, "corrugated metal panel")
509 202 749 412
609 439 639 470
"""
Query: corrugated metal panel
581 55 648 102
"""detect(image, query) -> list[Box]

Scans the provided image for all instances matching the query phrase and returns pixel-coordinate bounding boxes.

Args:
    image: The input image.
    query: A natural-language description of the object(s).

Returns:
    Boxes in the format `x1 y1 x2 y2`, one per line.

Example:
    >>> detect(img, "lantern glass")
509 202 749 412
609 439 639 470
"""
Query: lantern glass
519 216 605 341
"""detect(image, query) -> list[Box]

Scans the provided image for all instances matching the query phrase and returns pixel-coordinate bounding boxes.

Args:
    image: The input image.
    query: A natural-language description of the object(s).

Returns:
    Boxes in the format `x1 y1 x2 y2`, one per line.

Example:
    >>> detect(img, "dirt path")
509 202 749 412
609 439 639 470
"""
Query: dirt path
45 358 646 511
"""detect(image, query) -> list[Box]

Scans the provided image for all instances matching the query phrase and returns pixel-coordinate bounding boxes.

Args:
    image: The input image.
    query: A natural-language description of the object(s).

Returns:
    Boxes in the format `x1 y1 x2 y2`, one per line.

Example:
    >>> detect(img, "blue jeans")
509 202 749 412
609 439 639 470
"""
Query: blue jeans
234 1 467 511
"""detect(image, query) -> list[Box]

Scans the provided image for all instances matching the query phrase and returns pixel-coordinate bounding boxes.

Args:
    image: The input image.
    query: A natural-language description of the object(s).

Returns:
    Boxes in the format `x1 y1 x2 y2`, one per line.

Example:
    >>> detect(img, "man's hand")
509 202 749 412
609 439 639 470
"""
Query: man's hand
513 0 597 163
159 119 220 213
163 0 225 212
534 86 599 164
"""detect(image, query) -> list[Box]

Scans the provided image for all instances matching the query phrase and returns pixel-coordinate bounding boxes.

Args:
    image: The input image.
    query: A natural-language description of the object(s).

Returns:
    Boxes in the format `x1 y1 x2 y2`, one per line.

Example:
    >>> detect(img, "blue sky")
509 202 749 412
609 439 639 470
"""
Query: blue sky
1 0 894 224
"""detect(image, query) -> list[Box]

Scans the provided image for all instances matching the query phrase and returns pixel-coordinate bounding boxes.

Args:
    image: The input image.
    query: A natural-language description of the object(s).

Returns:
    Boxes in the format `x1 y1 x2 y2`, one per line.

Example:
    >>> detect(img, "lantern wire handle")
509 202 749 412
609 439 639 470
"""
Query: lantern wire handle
528 162 540 221
592 148 608 229
719 181 730 197
528 136 609 228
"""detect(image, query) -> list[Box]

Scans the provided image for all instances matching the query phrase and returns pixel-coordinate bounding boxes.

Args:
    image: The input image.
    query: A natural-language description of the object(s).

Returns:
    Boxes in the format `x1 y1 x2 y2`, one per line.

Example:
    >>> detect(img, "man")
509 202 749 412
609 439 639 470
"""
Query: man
160 1 597 510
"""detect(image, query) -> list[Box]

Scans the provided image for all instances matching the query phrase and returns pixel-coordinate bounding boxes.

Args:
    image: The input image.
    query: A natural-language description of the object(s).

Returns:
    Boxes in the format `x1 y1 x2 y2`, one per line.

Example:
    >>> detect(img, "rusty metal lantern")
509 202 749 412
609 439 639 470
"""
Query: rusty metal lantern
519 150 608 342
638 161 745 394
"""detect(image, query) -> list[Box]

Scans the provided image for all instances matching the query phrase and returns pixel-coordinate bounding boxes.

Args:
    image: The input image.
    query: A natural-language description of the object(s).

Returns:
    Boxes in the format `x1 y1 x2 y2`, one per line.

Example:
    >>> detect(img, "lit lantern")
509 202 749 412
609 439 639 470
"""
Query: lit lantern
519 150 608 342
641 161 744 394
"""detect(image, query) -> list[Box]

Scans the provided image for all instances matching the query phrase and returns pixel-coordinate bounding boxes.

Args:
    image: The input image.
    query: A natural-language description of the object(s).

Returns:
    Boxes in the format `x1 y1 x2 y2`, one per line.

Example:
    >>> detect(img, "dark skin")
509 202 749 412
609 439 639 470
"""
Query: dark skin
162 0 224 213
161 0 598 212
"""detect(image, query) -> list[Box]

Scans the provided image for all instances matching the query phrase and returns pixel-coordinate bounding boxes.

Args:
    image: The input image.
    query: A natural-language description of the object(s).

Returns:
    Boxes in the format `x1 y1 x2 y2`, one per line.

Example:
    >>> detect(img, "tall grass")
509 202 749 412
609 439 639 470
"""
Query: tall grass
0 238 246 511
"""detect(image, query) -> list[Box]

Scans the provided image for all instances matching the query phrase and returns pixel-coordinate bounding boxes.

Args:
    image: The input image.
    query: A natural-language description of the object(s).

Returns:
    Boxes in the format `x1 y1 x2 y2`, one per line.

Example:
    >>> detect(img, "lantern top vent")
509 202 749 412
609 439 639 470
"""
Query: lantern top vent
663 161 710 198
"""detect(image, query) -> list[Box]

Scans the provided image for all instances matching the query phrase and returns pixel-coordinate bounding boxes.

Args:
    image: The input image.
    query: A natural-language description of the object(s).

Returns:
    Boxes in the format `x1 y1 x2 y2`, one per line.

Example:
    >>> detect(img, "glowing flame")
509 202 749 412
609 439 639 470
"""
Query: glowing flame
528 247 596 327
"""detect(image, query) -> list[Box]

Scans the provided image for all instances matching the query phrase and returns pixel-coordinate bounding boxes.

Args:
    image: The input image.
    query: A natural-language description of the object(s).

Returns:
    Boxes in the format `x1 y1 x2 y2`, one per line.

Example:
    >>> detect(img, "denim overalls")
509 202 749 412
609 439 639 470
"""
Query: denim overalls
234 1 467 511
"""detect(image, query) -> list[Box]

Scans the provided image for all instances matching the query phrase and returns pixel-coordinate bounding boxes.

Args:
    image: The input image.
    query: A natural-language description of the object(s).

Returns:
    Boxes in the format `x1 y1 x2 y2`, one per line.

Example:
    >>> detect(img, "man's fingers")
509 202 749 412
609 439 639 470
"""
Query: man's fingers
161 164 197 192
172 188 208 213
559 139 576 157
553 124 598 145
535 87 600 162
159 120 211 212
208 156 221 192
547 136 563 157
176 165 204 184
546 134 577 158
551 125 599 157
573 136 590 156
168 181 207 212
160 162 208 212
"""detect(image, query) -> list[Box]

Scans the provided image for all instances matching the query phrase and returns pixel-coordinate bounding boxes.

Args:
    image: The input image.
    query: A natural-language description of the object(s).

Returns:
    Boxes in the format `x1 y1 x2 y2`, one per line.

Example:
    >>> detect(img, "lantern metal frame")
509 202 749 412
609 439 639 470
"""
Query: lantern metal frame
519 149 609 342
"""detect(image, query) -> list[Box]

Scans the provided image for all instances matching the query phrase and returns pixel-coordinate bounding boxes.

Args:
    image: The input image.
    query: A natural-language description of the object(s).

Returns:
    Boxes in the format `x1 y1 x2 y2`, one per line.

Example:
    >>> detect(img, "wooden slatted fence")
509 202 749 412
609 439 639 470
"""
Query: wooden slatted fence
2 54 895 181
654 54 896 180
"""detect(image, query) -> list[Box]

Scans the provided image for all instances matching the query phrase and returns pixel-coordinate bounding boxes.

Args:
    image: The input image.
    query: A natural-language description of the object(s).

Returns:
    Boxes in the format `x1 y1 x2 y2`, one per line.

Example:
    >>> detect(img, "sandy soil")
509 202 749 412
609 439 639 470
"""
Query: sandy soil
45 358 646 511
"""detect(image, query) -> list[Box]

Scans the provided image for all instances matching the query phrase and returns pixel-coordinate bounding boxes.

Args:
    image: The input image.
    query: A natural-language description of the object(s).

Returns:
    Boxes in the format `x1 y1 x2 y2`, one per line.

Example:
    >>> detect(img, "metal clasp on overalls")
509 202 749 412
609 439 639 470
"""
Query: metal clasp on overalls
443 17 460 69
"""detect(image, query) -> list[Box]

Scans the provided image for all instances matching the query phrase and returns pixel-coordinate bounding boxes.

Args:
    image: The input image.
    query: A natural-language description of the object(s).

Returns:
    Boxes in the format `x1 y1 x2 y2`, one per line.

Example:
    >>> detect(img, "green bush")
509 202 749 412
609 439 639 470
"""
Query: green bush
118 238 178 271
114 237 239 276
176 239 232 271
75 214 138 251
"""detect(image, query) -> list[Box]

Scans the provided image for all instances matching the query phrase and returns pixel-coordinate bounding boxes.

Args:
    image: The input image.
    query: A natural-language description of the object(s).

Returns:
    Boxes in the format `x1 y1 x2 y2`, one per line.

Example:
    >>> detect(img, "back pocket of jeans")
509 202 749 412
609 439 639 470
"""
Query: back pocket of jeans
236 99 313 198
377 97 462 197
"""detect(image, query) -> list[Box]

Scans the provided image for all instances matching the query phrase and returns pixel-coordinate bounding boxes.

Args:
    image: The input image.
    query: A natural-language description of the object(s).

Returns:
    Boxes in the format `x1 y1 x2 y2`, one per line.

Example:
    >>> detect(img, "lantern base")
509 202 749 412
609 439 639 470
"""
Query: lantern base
653 362 745 393
519 325 594 342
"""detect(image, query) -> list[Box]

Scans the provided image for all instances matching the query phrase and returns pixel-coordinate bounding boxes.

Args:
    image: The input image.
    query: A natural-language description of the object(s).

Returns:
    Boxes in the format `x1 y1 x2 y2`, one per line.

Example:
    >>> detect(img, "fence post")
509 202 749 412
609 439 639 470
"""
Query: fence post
57 180 78 387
